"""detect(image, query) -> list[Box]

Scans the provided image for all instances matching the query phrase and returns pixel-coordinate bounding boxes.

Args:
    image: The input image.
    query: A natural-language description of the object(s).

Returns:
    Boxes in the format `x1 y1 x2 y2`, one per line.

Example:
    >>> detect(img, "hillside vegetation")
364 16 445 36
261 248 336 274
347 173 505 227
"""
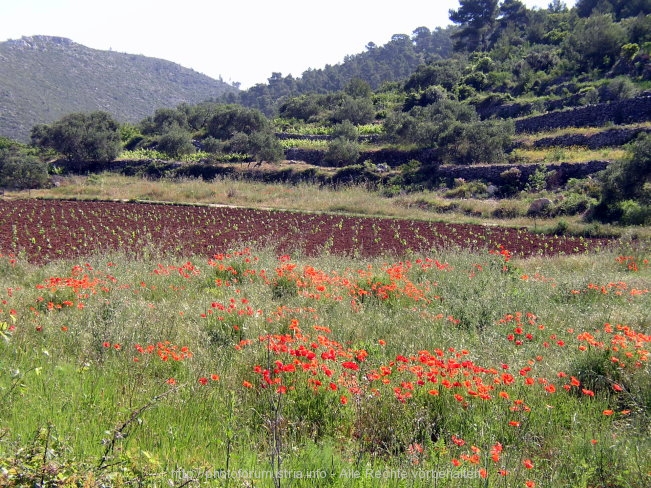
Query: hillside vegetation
0 36 237 141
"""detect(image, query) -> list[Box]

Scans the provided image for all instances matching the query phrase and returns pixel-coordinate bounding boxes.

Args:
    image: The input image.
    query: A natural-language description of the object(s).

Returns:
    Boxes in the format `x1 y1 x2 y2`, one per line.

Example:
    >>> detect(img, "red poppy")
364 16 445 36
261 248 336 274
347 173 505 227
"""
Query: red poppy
342 361 359 371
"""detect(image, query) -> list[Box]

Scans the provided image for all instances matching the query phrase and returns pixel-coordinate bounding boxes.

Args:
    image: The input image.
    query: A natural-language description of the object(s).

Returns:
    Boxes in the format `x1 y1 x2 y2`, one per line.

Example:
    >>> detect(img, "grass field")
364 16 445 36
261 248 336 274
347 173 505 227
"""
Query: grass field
1 171 650 486
0 225 649 486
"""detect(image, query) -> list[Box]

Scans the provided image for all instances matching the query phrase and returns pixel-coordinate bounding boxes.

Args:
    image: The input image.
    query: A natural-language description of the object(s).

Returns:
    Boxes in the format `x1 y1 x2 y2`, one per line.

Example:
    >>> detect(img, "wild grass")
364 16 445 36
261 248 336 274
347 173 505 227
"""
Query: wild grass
0 246 649 486
511 146 627 164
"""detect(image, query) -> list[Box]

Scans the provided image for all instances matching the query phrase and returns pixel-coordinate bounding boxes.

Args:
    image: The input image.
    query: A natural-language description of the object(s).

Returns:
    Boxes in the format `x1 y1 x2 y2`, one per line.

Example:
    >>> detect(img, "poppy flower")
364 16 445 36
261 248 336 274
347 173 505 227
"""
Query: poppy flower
342 361 359 371
523 459 534 469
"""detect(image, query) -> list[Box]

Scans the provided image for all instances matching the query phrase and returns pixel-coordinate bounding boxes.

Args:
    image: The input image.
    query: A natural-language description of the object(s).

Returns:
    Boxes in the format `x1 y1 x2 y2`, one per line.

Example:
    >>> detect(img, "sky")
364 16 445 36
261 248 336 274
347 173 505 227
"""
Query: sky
1 0 575 89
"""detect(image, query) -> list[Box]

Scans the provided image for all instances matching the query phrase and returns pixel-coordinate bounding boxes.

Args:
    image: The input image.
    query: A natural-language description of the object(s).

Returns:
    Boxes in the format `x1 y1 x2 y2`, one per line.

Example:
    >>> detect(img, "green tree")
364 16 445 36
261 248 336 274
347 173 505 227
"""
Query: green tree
156 129 195 158
0 146 49 190
576 0 651 20
329 93 375 125
207 105 269 140
563 13 627 71
449 0 500 51
247 130 284 165
140 107 189 135
278 94 322 122
344 78 373 99
324 121 361 166
325 138 360 167
593 133 651 223
31 111 121 163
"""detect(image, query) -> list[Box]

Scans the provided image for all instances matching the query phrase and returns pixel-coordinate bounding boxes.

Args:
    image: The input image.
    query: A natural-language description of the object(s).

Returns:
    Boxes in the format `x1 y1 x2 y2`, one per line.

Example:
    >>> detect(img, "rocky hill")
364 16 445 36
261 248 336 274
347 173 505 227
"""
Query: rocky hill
0 36 237 141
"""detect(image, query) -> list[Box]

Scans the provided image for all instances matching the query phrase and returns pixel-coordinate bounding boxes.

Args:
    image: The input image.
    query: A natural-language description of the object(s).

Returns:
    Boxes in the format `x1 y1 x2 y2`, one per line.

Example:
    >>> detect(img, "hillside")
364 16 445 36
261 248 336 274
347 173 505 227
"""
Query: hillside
0 36 238 141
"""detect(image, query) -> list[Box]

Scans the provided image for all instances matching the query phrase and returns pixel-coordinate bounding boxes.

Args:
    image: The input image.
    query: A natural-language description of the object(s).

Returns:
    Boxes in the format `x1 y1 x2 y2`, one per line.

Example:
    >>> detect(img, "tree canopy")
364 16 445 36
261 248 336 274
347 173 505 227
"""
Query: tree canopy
31 111 121 163
449 0 500 51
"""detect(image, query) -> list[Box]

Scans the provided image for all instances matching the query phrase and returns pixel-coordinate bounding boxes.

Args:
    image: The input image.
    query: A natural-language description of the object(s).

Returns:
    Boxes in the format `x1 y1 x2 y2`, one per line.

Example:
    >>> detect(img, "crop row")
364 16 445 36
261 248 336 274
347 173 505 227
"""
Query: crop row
0 200 611 264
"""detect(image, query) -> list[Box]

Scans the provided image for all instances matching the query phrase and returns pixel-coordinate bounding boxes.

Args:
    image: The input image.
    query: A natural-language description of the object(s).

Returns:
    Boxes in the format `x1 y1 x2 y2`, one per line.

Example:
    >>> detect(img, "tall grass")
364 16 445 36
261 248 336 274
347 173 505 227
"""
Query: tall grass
0 246 649 486
511 146 627 164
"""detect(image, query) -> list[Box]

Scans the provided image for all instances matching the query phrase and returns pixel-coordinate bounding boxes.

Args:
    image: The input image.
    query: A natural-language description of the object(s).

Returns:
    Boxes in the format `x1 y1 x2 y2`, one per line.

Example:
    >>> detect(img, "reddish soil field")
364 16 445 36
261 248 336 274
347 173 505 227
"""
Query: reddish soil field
0 199 612 264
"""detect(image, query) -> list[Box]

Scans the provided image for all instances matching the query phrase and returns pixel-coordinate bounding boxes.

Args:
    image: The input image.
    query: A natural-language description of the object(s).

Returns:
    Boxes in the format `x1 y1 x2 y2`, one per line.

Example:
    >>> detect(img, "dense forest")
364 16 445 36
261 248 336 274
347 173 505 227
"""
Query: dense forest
1 0 651 225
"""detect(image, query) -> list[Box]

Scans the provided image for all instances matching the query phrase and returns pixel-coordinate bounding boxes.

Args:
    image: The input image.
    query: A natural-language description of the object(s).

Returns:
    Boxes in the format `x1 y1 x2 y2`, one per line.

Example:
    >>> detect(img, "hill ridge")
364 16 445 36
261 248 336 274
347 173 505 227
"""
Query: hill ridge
0 36 237 141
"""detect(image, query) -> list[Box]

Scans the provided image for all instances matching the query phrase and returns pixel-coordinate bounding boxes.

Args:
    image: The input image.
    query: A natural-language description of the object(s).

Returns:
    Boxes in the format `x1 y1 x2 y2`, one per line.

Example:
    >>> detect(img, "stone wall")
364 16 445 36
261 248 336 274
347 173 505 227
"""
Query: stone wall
514 95 651 133
435 160 609 186
284 147 438 168
529 127 651 150
276 133 378 142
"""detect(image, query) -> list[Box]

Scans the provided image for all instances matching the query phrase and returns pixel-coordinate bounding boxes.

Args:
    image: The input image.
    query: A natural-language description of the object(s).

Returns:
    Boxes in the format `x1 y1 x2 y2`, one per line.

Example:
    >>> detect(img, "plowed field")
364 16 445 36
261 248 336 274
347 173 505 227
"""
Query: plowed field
0 199 611 263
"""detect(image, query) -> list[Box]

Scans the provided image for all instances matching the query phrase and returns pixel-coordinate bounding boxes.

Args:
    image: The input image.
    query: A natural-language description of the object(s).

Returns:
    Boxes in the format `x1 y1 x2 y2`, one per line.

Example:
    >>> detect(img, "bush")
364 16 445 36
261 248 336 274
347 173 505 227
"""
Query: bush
618 200 651 225
0 146 49 190
594 133 651 223
443 179 489 199
551 193 597 216
499 167 522 196
491 202 521 219
525 165 551 193
156 129 195 158
325 138 360 167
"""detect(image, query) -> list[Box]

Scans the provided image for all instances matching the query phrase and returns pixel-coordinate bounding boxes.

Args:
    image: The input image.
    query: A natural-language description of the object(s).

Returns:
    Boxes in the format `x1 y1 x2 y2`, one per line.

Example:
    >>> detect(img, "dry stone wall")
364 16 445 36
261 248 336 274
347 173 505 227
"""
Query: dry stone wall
435 160 609 186
529 127 651 150
515 95 651 133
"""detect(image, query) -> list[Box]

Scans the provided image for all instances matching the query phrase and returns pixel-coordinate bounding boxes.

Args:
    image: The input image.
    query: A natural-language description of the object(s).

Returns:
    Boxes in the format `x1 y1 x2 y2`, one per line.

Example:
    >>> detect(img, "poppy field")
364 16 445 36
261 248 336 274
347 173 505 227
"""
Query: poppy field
0 199 649 487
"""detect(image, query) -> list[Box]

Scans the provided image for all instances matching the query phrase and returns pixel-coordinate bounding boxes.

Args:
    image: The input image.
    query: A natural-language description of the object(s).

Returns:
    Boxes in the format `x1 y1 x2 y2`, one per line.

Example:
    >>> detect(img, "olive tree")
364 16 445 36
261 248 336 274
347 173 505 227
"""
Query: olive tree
31 111 122 162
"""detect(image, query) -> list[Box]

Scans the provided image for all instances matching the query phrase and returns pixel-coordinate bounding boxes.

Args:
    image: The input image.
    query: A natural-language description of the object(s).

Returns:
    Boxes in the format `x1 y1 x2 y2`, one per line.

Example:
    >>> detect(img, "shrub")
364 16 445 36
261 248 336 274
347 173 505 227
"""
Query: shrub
0 147 49 190
618 200 651 225
499 167 522 196
491 202 521 218
325 138 360 167
525 165 551 193
156 129 195 158
443 180 489 199
551 193 597 216
594 133 651 223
